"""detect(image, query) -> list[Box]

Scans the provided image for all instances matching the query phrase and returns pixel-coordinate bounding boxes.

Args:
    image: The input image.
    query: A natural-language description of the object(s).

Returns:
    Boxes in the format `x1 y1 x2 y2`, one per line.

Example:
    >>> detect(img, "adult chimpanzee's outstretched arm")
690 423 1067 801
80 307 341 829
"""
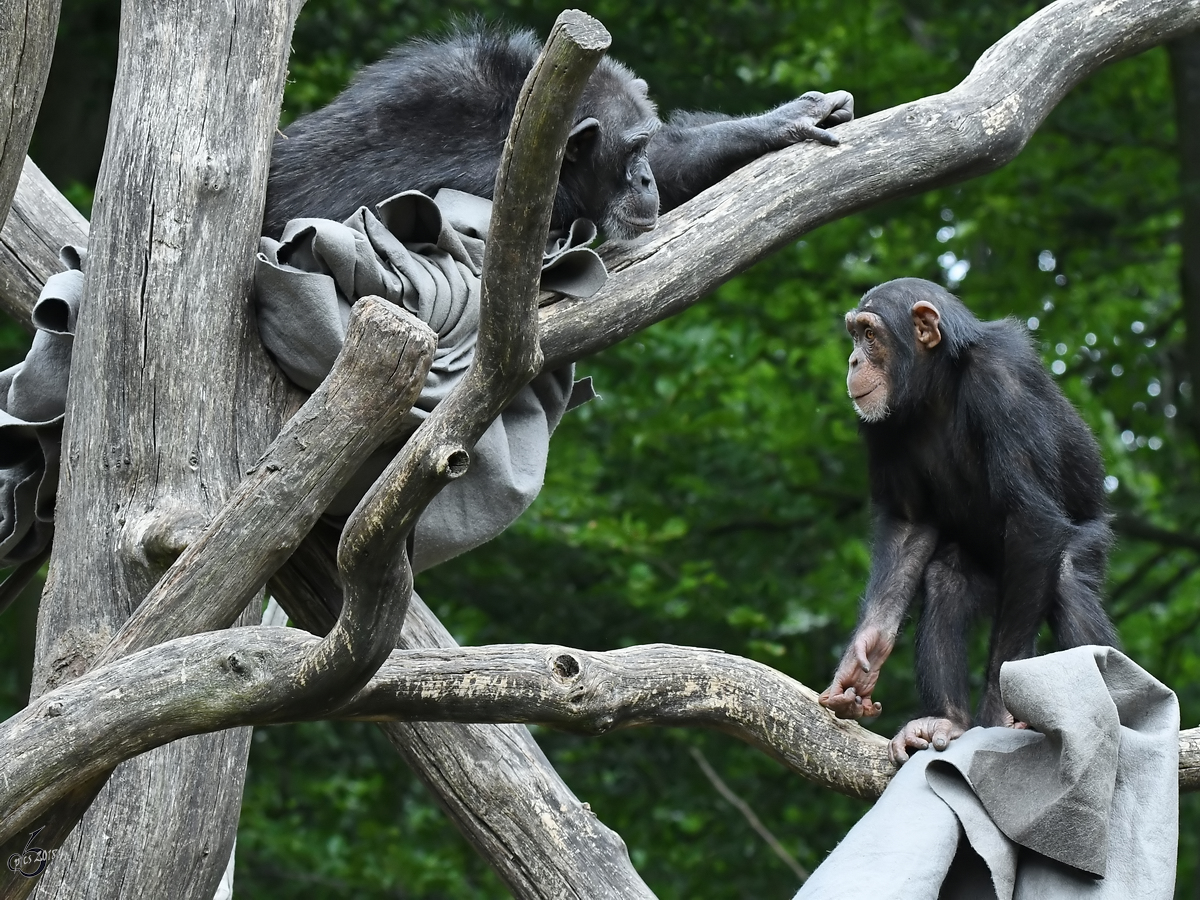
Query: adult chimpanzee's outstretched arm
649 90 854 213
819 516 936 719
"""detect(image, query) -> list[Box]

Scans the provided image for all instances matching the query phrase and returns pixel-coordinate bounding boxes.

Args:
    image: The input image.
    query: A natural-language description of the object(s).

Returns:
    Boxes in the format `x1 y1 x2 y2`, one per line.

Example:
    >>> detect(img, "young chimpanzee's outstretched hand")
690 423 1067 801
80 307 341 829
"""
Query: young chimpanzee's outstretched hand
818 624 891 720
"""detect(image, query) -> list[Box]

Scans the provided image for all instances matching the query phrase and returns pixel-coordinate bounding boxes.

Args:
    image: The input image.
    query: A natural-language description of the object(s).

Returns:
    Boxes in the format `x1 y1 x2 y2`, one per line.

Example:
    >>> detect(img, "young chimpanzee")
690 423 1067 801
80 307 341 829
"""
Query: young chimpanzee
818 278 1118 764
264 27 854 239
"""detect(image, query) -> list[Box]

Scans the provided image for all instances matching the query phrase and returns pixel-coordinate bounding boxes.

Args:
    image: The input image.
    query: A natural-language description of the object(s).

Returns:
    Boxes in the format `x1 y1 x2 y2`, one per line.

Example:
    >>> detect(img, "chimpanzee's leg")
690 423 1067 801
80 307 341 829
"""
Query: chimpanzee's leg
976 517 1062 726
890 544 995 763
915 543 995 726
1049 517 1119 649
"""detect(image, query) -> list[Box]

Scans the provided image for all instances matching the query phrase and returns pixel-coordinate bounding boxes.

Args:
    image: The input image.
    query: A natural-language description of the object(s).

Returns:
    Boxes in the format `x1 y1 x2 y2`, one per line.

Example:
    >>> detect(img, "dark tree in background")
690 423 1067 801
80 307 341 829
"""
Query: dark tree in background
3 1 1200 899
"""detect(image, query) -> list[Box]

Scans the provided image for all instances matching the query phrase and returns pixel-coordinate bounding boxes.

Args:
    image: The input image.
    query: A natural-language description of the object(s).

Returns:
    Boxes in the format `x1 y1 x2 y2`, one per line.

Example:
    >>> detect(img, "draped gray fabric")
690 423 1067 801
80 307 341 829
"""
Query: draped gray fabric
0 247 84 567
0 190 602 573
795 646 1178 900
254 189 604 572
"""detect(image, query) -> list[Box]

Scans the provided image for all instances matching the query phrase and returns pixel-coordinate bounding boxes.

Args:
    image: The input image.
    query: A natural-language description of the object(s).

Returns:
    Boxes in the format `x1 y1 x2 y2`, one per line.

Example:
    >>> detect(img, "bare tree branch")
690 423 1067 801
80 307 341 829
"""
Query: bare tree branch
0 2 1195 896
0 158 87 329
98 297 432 662
6 631 1199 836
690 747 810 884
536 0 1200 369
1115 512 1200 554
4 0 303 893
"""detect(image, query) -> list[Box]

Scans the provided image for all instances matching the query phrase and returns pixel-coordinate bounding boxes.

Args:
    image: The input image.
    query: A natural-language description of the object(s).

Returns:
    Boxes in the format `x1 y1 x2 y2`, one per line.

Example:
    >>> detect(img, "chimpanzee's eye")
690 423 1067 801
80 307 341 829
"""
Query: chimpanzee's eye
864 327 876 343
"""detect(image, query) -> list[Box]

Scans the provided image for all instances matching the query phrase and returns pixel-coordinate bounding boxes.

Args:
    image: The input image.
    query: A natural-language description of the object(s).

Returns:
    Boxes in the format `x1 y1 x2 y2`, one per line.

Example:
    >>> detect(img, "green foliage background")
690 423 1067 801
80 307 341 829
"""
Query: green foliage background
3 0 1200 897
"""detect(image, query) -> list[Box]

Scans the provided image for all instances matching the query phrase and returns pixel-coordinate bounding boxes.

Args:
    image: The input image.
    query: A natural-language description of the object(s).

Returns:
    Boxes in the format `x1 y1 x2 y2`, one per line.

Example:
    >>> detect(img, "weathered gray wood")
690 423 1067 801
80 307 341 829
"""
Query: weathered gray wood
9 630 1200 837
0 297 437 847
0 630 884 841
4 1 1196 373
270 544 659 899
335 10 609 579
537 0 1200 369
8 0 301 896
379 592 658 900
320 19 653 895
101 296 434 664
1181 726 1200 789
0 1 60 237
347 644 893 799
0 298 435 890
0 158 88 330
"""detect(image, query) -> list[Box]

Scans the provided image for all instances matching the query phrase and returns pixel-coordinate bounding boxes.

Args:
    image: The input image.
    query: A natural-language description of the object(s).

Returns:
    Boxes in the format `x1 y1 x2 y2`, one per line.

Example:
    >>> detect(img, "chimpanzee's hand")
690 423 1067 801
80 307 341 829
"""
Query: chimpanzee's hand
770 90 855 147
888 717 967 765
818 624 891 719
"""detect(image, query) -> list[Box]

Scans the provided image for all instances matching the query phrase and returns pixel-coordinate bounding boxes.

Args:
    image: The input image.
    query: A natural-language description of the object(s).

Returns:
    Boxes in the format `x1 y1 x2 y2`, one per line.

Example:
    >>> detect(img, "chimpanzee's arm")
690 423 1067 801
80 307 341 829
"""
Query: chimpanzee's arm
819 514 937 719
649 90 854 213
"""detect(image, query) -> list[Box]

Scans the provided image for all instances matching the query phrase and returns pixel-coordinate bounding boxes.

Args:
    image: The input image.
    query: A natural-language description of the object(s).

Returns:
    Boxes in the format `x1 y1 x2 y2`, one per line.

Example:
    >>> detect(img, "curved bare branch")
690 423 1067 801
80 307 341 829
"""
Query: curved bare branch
6 630 1198 840
537 0 1200 368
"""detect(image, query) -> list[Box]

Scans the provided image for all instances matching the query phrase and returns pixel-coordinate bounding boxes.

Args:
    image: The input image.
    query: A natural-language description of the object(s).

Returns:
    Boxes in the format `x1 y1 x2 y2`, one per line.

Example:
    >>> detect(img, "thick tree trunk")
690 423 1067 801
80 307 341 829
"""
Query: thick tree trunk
6 0 299 897
0 0 59 229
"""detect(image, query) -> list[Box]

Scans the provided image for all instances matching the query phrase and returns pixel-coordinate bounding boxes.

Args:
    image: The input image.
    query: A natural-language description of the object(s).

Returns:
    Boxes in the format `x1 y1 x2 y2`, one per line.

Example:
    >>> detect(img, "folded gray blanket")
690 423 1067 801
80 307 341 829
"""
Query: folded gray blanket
0 190 602 573
254 189 604 572
795 646 1178 900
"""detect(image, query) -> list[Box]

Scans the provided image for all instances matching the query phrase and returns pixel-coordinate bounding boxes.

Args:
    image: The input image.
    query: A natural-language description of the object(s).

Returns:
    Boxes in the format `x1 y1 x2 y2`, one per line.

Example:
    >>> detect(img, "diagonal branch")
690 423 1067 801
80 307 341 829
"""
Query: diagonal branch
536 0 1200 369
0 0 60 236
0 158 87 330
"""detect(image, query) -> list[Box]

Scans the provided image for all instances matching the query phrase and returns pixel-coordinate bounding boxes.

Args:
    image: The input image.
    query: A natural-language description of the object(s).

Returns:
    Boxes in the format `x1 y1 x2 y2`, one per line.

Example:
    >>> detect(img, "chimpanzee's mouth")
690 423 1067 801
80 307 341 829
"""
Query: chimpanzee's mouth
623 216 657 232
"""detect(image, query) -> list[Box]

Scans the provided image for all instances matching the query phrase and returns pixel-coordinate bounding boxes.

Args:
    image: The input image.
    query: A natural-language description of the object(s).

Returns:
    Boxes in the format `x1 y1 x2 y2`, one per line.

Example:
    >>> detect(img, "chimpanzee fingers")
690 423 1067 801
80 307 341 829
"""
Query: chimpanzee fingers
789 120 840 147
889 716 965 765
817 686 857 716
929 718 965 750
888 731 926 765
817 89 855 125
854 643 872 674
818 686 878 719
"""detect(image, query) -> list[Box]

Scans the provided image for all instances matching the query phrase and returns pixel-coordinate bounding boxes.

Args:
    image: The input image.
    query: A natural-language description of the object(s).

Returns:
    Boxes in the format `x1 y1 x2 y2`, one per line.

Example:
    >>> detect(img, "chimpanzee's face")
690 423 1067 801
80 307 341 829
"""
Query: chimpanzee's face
845 309 892 422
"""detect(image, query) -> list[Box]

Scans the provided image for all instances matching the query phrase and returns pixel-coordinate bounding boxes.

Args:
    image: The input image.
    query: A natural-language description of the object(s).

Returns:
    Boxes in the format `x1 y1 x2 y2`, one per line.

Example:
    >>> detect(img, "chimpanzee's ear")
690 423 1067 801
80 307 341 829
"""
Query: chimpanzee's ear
565 117 600 163
912 300 942 349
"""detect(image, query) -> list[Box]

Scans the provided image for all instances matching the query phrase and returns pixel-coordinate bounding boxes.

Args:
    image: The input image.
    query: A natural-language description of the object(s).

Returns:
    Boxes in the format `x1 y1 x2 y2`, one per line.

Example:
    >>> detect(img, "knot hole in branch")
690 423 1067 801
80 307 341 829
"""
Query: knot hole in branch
222 652 251 678
553 653 581 679
443 449 470 479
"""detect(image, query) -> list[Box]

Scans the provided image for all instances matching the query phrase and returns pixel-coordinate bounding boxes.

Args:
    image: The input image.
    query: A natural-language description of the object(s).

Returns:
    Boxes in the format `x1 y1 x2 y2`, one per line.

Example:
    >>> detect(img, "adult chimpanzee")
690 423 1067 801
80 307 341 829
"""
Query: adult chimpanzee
263 28 854 239
818 278 1118 764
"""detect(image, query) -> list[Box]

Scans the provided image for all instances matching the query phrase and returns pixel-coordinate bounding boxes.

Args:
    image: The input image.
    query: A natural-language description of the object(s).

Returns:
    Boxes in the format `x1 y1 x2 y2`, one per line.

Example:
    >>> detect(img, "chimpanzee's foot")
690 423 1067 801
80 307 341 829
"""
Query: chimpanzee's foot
1001 709 1029 730
889 716 967 765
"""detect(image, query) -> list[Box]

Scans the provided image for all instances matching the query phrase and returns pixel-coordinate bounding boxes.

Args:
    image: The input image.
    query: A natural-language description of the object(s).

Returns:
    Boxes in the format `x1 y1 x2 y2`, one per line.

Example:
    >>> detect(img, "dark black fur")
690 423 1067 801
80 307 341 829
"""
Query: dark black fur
856 278 1117 728
264 27 853 239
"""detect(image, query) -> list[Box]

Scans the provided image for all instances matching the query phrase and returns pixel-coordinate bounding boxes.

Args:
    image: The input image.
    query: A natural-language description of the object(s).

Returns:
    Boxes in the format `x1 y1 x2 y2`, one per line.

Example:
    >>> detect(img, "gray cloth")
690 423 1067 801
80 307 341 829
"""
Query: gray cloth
796 646 1178 900
255 189 605 572
0 247 85 567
